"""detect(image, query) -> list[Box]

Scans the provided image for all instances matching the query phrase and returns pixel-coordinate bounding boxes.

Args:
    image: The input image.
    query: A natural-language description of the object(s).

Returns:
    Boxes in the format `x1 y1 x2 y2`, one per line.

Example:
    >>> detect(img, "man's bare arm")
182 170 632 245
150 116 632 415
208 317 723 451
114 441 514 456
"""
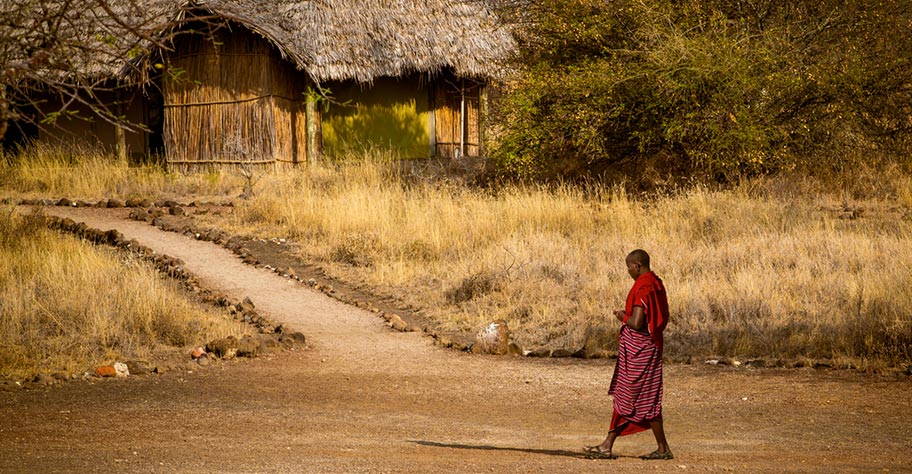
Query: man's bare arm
626 306 645 330
614 306 645 330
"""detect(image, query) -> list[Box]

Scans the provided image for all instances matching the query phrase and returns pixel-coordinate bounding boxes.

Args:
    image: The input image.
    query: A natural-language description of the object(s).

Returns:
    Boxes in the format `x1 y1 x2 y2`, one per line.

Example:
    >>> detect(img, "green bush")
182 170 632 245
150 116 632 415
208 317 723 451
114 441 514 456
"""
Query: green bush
491 0 912 182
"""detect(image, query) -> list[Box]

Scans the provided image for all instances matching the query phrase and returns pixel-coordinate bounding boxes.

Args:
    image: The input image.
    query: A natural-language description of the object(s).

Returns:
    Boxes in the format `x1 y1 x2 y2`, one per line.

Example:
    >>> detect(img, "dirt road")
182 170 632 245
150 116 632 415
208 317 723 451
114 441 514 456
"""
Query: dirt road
1 207 909 473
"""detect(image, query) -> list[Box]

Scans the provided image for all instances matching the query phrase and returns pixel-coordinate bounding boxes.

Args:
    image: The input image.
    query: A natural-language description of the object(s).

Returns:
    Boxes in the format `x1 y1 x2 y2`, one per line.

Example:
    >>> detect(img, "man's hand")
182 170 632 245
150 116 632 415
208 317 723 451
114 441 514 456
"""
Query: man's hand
613 309 625 321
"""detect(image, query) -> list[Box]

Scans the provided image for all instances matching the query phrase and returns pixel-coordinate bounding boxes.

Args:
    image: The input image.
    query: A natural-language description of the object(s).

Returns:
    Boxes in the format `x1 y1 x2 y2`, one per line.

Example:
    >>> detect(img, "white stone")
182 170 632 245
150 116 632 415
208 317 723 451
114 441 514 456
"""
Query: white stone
113 362 130 377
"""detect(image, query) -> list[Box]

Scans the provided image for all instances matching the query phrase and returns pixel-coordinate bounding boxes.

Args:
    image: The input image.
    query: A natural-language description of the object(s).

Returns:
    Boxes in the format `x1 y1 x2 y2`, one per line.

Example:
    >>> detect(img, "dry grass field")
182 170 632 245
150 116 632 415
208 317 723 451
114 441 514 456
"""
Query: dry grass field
2 146 910 371
210 160 912 369
0 143 242 202
0 207 250 380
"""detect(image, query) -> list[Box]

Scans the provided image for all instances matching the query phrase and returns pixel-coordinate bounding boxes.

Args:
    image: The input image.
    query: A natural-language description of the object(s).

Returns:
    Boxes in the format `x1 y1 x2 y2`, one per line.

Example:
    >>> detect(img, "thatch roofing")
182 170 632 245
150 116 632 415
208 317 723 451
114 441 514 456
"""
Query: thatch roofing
179 0 515 83
2 0 514 85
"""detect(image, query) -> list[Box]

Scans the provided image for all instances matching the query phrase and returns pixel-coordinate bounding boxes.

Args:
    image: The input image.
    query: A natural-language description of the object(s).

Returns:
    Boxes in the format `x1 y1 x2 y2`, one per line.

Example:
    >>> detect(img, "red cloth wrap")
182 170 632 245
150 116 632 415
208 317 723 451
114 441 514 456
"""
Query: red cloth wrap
609 271 669 436
622 271 669 354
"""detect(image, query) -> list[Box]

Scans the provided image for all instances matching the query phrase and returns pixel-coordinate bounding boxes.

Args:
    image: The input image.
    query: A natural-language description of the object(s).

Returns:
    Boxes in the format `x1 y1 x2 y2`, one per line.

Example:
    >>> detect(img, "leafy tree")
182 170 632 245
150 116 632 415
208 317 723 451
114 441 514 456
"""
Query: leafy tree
491 0 912 181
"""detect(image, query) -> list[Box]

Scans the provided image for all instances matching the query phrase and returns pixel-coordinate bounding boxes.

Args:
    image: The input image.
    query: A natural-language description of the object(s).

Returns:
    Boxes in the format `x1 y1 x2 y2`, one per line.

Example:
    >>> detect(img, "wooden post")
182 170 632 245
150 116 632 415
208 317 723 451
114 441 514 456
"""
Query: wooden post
114 108 127 163
428 80 437 158
306 92 319 166
459 79 465 159
479 84 488 157
290 101 299 166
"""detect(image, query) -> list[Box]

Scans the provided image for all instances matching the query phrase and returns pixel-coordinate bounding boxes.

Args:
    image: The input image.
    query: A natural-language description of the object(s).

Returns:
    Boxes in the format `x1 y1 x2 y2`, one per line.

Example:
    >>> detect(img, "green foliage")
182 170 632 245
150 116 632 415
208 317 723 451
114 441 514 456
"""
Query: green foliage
492 0 912 181
40 109 87 125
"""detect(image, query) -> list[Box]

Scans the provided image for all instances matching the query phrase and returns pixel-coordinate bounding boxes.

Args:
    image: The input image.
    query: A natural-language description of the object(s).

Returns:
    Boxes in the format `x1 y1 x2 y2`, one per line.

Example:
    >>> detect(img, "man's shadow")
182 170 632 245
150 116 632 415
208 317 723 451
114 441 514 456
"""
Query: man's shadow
409 440 636 460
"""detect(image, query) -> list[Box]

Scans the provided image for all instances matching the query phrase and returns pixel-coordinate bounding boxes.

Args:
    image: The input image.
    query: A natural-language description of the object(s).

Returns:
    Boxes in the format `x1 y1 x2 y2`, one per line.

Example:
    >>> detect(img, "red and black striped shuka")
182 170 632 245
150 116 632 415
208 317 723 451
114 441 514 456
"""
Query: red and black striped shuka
608 271 669 436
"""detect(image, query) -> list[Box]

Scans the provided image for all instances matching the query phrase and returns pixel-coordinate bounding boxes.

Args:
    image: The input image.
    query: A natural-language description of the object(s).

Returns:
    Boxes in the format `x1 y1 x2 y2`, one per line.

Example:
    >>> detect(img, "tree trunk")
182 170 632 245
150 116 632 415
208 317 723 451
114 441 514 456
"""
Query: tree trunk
0 85 8 142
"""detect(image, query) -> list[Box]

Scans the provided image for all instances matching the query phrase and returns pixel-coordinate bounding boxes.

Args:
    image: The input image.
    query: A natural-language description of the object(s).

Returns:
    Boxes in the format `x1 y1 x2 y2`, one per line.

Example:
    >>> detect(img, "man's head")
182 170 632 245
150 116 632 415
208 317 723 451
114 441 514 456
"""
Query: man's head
625 249 651 280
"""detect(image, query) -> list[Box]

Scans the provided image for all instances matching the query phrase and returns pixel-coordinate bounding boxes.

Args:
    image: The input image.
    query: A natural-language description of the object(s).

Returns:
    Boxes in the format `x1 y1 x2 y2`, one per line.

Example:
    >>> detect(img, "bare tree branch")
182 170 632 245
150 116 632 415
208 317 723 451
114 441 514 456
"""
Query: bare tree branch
0 0 194 143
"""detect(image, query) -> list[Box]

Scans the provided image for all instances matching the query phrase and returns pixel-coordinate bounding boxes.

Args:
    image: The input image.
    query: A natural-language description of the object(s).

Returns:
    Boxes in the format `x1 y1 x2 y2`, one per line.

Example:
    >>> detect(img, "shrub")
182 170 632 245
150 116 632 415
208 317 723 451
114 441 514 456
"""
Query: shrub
445 271 501 304
491 0 912 182
329 232 382 267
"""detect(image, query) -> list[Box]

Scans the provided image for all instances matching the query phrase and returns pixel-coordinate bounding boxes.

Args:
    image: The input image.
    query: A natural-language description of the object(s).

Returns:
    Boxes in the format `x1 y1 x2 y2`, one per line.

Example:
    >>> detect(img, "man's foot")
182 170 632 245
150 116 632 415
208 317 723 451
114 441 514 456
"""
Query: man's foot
583 445 617 460
640 449 674 460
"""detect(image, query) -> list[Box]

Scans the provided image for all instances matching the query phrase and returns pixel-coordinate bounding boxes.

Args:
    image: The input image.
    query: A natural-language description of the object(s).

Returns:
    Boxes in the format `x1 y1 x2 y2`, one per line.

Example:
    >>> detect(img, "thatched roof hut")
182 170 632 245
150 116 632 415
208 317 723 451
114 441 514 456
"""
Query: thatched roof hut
6 0 515 164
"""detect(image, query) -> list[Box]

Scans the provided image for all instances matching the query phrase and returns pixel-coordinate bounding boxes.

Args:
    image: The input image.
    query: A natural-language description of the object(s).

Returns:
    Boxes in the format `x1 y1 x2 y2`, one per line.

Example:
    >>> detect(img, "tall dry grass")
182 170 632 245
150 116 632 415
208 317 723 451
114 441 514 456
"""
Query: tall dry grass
209 157 912 367
2 145 909 367
0 142 244 201
0 208 249 380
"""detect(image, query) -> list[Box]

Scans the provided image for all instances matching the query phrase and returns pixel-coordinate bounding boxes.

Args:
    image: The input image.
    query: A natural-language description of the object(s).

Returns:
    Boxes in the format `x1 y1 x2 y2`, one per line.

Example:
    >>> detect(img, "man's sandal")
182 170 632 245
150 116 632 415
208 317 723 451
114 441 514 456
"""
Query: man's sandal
583 445 617 460
640 450 674 460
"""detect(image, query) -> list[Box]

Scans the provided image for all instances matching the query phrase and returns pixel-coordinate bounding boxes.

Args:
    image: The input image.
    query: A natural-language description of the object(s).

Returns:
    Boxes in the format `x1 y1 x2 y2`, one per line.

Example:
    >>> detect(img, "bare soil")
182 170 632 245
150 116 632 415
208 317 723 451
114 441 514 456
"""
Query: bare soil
1 206 909 474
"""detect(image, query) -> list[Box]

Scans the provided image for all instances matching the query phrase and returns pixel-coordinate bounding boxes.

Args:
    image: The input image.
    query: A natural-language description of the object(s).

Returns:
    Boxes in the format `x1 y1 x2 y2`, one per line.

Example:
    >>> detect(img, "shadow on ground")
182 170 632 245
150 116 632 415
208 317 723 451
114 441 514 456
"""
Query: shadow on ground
409 440 639 460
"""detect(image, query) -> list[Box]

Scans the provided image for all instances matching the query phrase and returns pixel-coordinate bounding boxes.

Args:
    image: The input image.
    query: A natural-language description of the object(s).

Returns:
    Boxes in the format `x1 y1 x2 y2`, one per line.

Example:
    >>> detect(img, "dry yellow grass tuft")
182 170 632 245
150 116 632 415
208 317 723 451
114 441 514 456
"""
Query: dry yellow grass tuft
2 146 910 368
0 208 249 380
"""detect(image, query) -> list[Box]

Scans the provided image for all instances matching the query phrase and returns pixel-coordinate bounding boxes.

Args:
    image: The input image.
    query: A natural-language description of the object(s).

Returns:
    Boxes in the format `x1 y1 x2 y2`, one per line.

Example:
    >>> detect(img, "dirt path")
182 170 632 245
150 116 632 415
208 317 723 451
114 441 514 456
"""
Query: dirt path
1 207 909 473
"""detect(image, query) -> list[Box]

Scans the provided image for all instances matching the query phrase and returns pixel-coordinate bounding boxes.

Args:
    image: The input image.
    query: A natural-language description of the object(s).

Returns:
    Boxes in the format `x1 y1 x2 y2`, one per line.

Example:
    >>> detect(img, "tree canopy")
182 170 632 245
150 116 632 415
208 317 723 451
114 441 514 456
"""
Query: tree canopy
490 0 912 182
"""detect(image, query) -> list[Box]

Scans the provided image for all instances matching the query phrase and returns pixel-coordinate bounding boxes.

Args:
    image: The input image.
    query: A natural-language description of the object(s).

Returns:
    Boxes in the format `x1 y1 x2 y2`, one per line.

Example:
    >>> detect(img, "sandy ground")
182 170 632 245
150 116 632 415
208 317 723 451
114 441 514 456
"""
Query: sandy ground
0 207 909 474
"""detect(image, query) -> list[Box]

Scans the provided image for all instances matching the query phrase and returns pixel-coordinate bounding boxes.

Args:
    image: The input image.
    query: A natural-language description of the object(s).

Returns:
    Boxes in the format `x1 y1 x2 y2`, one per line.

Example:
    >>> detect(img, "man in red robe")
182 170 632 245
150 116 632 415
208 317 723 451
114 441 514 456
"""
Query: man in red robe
584 249 673 460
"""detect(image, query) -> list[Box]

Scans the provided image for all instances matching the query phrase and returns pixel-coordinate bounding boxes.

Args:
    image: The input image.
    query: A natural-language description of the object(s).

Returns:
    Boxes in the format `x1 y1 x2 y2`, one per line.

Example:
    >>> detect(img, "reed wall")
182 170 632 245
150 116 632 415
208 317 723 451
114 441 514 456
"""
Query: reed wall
163 27 307 166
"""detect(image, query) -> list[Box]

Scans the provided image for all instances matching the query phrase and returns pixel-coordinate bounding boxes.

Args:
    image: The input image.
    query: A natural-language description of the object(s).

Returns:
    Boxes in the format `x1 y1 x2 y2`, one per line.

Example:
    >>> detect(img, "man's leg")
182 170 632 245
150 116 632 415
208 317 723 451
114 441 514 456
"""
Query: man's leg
596 427 622 452
585 420 626 456
646 418 672 458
